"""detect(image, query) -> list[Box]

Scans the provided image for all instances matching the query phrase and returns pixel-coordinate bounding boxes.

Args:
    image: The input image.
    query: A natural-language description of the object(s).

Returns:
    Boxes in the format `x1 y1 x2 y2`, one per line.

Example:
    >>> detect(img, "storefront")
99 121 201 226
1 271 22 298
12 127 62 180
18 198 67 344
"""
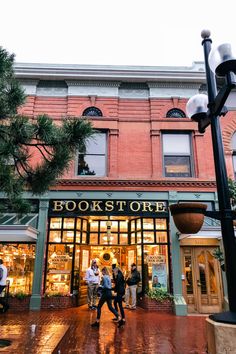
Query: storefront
45 199 170 303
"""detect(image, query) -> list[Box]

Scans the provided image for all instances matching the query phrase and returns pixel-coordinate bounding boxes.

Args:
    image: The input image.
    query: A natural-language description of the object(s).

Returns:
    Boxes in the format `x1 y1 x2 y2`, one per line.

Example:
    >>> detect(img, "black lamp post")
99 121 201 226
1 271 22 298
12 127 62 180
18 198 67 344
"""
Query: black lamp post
186 30 236 324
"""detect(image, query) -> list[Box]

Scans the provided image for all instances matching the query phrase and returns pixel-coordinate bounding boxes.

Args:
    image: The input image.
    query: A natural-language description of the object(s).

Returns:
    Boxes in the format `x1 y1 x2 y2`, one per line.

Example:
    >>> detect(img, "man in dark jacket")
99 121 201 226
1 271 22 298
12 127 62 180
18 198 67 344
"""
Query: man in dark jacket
125 263 140 309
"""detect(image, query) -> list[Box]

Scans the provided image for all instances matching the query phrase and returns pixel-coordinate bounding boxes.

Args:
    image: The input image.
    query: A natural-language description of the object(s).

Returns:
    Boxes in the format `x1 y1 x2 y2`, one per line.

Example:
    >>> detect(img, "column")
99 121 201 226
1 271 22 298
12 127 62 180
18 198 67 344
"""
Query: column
30 199 49 310
169 191 187 316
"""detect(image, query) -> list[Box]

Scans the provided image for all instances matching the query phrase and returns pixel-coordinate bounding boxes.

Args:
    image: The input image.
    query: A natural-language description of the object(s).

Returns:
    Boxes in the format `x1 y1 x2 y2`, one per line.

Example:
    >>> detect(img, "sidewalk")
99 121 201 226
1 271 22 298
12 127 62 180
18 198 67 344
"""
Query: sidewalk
0 305 207 354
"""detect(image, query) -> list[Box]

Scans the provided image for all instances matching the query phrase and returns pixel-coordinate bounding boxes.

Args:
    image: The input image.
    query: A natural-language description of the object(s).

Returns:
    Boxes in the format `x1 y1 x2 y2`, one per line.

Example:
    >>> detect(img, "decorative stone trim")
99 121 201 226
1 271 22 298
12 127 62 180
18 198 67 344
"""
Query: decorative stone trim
222 118 236 152
55 179 216 188
66 80 121 87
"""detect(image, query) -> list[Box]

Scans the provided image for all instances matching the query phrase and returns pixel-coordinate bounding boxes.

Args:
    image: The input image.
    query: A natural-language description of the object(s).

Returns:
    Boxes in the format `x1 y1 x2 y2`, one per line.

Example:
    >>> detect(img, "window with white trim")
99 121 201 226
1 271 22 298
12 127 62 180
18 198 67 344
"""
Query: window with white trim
77 132 107 177
162 133 193 177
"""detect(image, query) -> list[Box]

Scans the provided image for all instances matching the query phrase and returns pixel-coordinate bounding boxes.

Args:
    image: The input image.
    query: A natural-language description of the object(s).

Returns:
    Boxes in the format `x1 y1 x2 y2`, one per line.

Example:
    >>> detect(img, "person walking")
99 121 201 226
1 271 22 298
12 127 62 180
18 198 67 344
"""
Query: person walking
84 259 100 310
0 259 9 313
91 267 122 328
125 263 140 310
112 267 126 326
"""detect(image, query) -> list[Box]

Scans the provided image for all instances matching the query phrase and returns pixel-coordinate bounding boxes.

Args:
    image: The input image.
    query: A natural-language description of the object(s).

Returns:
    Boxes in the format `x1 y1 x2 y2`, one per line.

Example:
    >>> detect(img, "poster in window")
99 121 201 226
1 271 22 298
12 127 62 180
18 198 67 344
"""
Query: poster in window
152 263 167 290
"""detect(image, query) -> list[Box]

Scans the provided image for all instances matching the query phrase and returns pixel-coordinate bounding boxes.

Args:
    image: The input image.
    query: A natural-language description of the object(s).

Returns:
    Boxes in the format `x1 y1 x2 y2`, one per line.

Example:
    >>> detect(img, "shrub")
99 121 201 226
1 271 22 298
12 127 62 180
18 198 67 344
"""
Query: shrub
146 288 173 302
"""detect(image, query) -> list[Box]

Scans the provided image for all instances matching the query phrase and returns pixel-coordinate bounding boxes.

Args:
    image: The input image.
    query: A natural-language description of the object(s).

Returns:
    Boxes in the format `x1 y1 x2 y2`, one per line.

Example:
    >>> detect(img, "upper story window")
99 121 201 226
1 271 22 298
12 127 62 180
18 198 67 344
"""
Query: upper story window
77 131 107 177
162 133 193 177
232 132 236 179
82 107 103 117
166 109 186 118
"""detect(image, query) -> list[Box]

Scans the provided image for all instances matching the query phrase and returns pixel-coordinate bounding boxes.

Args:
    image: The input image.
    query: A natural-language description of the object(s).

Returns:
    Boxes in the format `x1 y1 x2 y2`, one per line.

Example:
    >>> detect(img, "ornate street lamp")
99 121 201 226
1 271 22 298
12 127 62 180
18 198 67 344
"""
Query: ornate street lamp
186 30 236 324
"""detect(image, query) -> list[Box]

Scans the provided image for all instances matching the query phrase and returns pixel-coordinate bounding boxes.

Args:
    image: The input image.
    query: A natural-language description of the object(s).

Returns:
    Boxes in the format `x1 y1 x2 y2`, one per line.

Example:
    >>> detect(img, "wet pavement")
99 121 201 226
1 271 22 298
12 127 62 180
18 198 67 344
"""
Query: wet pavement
0 305 207 353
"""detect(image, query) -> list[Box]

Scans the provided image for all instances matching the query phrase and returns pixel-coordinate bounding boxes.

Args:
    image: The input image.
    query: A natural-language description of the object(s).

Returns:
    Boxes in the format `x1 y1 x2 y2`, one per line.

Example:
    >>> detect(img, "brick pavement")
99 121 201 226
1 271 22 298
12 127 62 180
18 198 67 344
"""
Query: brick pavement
0 305 207 354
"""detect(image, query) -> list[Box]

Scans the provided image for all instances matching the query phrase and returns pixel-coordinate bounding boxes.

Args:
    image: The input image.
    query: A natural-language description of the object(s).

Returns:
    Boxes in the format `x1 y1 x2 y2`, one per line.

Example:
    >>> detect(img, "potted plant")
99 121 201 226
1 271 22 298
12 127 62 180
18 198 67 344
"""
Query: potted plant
169 202 207 234
138 288 173 312
213 248 225 271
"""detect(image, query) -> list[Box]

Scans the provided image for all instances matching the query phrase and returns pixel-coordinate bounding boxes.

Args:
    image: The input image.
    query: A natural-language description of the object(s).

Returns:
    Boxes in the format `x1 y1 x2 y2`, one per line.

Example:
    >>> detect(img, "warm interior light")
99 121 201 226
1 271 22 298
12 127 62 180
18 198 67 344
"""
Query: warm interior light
186 94 208 121
209 43 236 77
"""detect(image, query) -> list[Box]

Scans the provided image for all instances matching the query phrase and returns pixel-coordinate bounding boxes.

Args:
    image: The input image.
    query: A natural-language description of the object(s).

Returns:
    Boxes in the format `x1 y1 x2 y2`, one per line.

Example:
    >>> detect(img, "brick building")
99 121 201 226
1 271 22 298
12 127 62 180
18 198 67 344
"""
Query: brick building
1 62 236 315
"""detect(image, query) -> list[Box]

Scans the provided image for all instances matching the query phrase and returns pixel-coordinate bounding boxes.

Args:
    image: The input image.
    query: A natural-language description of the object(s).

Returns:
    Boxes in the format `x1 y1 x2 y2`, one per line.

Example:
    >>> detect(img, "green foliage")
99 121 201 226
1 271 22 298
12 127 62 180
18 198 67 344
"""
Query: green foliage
146 288 173 302
228 178 236 208
0 47 94 212
213 248 224 263
10 291 29 300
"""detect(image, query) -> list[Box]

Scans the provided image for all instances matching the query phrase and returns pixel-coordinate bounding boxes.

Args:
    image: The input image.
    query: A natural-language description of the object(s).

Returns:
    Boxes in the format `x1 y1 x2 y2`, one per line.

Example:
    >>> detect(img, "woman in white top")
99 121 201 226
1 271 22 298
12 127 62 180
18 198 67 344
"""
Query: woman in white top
0 259 9 313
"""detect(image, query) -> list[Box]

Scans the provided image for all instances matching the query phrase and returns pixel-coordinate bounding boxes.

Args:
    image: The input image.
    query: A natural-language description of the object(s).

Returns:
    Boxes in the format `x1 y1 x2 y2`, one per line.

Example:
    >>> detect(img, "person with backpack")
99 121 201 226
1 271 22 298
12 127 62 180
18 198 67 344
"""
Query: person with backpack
0 259 9 313
112 267 126 326
125 263 141 310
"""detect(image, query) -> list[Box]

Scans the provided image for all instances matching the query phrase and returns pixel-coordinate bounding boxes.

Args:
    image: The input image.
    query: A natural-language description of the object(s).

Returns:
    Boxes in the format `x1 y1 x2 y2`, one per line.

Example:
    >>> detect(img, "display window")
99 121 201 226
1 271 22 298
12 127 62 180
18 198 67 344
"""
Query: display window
0 244 35 295
46 244 73 295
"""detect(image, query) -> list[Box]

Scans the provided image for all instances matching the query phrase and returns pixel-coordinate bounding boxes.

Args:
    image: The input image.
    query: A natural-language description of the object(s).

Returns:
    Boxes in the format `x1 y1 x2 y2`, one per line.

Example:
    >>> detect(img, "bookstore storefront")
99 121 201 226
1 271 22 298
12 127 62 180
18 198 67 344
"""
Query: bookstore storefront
45 199 170 303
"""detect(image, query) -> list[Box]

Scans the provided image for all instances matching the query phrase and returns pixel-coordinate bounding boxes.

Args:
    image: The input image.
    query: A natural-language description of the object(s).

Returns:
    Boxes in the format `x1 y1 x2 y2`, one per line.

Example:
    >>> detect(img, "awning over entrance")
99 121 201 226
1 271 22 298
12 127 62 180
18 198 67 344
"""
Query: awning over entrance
0 214 38 242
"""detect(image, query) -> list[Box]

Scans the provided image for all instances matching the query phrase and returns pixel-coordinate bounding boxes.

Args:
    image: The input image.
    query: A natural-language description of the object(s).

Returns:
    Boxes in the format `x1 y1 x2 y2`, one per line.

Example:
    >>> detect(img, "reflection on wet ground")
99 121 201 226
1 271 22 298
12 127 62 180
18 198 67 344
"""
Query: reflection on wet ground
0 305 207 353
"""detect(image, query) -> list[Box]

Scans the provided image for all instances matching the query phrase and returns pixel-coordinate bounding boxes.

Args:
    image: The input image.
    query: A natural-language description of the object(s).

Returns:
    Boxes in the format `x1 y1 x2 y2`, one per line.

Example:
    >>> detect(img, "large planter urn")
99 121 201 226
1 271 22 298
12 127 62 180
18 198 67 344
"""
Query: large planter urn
169 202 207 234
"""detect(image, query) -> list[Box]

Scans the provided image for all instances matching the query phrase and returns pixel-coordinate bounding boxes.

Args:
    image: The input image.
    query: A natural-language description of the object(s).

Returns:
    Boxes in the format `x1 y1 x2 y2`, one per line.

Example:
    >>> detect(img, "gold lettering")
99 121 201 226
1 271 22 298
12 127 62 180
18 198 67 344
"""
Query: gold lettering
116 201 126 211
65 201 76 211
91 201 103 211
52 201 64 212
78 200 89 211
130 201 140 212
154 202 166 212
105 201 114 211
142 202 153 212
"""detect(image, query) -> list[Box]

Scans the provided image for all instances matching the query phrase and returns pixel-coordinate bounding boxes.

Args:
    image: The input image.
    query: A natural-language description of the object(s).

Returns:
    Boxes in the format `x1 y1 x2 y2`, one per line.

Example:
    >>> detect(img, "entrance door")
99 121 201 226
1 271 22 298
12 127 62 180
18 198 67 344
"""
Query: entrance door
181 247 223 313
79 246 91 305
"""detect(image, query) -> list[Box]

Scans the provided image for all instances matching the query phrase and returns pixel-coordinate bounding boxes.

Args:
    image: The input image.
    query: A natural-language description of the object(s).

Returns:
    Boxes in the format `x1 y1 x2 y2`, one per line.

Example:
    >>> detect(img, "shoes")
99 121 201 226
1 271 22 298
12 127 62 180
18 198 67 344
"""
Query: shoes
91 321 100 328
89 306 93 310
130 307 136 310
125 305 129 309
118 319 125 328
92 305 97 310
112 317 118 322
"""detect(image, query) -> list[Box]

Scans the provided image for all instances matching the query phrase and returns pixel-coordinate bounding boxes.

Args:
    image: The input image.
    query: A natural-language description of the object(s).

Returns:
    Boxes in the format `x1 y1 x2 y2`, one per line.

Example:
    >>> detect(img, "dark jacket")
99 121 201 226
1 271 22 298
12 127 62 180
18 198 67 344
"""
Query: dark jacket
126 268 141 286
113 271 125 296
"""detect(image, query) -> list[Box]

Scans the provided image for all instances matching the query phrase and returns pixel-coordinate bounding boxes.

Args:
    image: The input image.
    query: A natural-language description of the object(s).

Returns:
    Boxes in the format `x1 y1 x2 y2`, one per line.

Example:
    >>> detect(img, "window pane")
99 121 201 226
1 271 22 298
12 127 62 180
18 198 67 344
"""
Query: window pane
78 154 96 176
163 134 190 154
120 221 128 232
131 233 136 244
89 233 98 244
232 132 236 149
76 219 81 230
100 233 118 245
164 156 191 177
75 232 80 243
62 231 74 243
143 219 154 230
233 155 236 177
86 133 106 154
50 218 62 229
49 231 61 242
90 221 98 232
131 220 136 232
46 244 73 295
78 155 106 177
120 233 128 244
155 219 167 230
63 218 75 229
143 231 154 243
0 244 35 295
82 220 87 231
156 232 167 243
81 232 87 244
137 232 142 244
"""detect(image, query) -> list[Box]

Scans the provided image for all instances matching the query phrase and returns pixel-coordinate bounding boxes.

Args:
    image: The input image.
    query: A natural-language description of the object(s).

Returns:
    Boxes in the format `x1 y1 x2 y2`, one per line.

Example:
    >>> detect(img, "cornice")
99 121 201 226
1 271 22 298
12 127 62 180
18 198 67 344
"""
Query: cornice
14 62 206 83
148 82 201 89
54 179 217 188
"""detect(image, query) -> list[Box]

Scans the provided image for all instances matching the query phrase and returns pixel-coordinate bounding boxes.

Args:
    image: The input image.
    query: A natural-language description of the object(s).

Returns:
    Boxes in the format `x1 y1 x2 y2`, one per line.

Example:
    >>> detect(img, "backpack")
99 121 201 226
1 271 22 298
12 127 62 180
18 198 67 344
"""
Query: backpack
0 267 3 281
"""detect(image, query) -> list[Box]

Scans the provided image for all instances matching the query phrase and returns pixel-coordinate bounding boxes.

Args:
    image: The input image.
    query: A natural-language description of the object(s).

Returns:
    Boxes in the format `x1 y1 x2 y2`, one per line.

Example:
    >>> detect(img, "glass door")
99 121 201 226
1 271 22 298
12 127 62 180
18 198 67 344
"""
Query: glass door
181 246 223 313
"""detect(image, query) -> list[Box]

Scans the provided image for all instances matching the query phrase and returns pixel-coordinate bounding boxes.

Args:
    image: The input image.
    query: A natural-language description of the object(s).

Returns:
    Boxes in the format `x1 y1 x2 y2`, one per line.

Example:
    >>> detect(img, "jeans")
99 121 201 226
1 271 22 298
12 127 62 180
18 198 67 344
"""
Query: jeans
114 294 125 319
125 285 137 308
0 285 6 308
97 291 119 320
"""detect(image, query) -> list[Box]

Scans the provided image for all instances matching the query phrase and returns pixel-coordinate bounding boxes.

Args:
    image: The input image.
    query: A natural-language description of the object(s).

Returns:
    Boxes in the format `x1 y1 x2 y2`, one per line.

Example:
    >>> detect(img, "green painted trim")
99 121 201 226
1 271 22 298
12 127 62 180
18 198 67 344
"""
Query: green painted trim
30 200 49 311
174 295 188 316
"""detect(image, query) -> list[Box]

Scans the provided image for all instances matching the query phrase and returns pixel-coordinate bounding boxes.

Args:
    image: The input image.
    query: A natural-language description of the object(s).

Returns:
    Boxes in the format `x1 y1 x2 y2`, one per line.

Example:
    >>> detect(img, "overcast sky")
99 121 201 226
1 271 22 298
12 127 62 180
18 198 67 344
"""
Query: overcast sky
1 0 236 68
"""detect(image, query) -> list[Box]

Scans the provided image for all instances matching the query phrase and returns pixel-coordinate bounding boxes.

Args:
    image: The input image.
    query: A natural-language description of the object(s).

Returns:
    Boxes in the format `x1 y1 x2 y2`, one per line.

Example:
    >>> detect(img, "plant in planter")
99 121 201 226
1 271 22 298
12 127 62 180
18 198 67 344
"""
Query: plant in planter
169 202 207 234
213 248 225 271
10 291 29 300
146 288 173 302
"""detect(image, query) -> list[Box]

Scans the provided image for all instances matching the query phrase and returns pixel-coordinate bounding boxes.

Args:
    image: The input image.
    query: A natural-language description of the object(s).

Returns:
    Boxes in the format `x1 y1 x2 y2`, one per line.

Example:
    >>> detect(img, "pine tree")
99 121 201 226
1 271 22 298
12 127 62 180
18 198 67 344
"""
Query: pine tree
0 47 94 213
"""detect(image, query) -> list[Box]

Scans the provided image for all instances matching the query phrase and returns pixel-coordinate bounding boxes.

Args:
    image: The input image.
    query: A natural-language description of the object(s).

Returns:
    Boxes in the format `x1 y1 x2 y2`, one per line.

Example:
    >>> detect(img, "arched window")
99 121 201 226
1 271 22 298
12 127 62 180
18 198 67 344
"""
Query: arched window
82 107 103 117
166 108 186 118
232 132 236 179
